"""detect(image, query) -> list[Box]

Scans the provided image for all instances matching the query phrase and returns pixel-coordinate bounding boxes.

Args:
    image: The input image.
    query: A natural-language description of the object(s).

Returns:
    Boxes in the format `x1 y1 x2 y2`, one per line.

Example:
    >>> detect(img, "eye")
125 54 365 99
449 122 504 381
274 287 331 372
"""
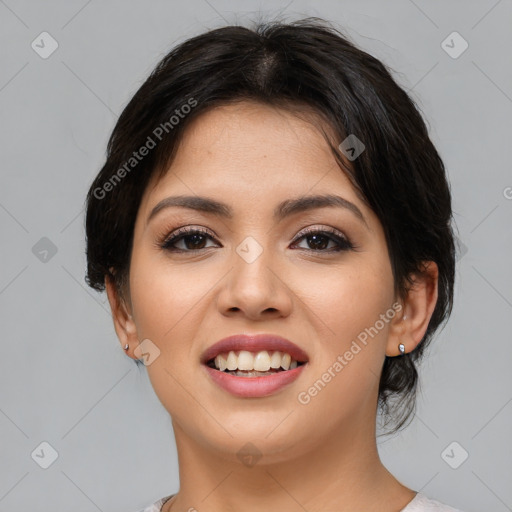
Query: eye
160 227 220 252
159 226 354 253
291 227 354 252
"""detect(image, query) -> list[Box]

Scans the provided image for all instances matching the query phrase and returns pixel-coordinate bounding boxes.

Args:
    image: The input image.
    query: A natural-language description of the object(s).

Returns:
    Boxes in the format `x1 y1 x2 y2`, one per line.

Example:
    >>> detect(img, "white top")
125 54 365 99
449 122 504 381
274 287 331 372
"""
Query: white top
139 491 465 511
402 492 464 511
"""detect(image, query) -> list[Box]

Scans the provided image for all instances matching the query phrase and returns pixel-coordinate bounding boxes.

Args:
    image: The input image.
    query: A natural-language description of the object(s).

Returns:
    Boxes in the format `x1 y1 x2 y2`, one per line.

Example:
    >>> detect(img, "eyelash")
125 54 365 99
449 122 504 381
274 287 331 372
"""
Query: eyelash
158 226 355 253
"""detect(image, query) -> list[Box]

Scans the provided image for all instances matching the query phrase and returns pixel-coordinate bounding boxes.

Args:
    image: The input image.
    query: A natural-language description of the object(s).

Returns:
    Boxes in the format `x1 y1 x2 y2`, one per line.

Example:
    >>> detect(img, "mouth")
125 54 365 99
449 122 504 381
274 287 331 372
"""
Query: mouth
201 334 309 379
206 350 307 377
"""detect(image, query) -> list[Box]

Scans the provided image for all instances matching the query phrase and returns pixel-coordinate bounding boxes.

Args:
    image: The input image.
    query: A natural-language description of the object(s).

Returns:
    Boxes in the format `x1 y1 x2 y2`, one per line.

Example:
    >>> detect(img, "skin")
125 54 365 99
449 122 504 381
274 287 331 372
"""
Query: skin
106 101 439 512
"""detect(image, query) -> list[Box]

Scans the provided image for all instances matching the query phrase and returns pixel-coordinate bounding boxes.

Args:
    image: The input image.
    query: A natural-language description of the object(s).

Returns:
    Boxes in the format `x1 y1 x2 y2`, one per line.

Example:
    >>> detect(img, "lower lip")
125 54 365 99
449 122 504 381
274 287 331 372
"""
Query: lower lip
203 364 307 398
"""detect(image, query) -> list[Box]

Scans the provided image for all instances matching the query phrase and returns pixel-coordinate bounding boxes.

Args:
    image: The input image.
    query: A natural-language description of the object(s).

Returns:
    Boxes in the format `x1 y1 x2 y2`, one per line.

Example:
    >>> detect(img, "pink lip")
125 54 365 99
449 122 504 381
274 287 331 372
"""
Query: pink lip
201 333 309 364
201 334 309 398
203 363 307 398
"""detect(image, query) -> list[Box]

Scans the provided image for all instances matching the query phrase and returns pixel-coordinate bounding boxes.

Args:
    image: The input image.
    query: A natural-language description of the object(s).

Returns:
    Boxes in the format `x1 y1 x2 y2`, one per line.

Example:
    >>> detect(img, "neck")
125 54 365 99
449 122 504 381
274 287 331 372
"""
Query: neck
164 412 415 512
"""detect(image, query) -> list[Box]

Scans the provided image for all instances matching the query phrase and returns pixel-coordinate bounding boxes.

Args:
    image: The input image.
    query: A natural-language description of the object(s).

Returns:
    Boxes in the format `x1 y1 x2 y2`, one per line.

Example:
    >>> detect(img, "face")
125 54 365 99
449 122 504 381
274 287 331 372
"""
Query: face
120 101 403 462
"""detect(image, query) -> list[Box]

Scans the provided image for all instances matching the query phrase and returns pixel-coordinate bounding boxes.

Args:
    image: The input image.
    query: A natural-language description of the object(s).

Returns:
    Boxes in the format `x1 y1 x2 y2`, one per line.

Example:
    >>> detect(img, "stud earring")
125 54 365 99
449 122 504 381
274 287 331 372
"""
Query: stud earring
398 343 405 356
124 343 129 351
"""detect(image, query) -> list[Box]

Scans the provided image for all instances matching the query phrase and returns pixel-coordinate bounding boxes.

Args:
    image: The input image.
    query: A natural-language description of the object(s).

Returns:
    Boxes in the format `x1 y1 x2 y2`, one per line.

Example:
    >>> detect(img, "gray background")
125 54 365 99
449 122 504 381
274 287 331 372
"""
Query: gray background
0 1 511 511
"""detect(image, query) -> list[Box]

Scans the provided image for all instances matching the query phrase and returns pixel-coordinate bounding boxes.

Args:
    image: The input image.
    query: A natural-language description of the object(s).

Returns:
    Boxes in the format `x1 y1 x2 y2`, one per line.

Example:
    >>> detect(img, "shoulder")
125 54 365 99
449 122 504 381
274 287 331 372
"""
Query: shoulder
402 492 465 512
137 493 175 512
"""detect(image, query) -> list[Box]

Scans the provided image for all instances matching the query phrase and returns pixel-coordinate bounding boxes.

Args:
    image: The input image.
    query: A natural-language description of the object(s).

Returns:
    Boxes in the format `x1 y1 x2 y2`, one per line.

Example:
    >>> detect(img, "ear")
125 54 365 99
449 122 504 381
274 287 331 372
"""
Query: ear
105 275 139 358
385 261 439 357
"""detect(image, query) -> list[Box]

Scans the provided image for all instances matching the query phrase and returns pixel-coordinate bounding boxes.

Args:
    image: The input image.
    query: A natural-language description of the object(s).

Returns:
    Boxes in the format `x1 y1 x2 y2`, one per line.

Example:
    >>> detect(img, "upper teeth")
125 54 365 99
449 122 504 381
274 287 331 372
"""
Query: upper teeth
214 350 299 371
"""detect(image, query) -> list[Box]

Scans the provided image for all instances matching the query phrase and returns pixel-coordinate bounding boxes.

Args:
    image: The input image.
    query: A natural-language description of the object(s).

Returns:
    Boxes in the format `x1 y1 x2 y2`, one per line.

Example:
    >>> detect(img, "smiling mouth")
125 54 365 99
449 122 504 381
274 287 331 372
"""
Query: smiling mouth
206 349 307 377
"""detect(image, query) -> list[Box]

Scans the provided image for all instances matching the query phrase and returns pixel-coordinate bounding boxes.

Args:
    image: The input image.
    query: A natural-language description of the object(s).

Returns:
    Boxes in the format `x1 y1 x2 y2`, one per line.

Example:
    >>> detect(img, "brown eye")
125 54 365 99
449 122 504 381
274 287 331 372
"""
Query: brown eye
161 228 219 252
291 229 353 252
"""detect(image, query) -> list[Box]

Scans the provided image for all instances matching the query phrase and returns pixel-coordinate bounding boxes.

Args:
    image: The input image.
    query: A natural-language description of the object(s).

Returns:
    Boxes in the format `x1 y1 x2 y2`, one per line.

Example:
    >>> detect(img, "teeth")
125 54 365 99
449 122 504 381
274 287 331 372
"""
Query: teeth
226 351 237 371
254 351 271 371
229 370 278 377
270 351 282 369
213 350 300 372
238 350 254 371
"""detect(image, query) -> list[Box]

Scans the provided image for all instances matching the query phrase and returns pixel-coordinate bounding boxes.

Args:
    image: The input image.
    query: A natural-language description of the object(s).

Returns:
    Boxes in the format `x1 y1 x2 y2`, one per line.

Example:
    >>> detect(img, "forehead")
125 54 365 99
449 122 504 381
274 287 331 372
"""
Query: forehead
175 100 335 162
144 101 358 201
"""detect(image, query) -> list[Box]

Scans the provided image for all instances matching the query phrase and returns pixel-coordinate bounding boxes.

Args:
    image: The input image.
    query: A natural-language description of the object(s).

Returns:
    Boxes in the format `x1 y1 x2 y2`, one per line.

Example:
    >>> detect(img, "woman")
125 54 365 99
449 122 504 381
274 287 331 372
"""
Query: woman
85 18 464 512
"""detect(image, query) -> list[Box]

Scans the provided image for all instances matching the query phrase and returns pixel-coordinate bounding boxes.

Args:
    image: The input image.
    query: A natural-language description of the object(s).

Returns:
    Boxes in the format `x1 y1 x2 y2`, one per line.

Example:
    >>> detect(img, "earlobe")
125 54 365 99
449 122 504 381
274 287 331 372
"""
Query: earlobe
386 261 439 357
105 275 139 354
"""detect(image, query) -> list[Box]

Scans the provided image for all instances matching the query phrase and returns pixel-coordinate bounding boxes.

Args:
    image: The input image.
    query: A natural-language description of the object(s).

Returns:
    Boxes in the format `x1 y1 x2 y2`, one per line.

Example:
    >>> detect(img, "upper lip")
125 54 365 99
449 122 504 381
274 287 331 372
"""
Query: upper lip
201 334 309 364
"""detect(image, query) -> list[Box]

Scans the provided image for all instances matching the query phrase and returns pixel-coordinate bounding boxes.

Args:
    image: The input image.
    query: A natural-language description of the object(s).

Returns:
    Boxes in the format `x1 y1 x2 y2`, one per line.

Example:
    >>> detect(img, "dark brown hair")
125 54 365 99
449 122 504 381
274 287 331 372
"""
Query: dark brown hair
84 17 456 435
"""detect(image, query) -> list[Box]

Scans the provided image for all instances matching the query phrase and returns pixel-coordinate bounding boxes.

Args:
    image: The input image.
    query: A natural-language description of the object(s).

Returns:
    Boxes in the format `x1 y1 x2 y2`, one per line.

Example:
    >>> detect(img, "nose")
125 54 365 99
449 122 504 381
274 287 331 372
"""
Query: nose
216 240 293 321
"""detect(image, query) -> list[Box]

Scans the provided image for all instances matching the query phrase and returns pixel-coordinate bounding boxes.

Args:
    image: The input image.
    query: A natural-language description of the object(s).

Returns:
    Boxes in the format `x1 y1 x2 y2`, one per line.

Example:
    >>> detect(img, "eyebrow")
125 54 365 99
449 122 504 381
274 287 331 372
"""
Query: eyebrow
147 194 368 227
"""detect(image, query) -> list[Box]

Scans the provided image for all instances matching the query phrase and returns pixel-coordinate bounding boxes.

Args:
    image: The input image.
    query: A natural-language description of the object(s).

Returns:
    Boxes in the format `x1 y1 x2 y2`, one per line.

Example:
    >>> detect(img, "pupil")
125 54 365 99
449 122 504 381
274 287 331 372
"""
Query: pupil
186 234 206 249
308 234 328 250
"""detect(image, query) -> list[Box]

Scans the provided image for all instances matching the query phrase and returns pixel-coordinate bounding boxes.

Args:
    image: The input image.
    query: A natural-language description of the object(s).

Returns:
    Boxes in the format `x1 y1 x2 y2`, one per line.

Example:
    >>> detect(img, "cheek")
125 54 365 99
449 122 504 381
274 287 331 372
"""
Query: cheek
303 261 394 333
296 255 395 385
128 247 220 343
293 262 395 422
